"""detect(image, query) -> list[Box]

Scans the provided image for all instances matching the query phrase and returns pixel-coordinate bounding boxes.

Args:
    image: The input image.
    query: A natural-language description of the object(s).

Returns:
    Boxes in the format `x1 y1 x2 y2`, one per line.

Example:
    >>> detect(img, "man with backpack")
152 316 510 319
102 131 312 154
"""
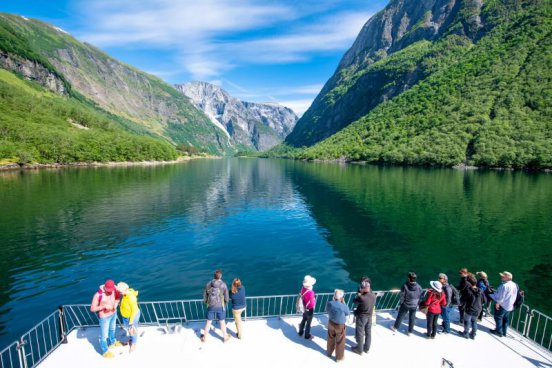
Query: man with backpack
200 270 230 343
90 279 121 358
489 271 518 337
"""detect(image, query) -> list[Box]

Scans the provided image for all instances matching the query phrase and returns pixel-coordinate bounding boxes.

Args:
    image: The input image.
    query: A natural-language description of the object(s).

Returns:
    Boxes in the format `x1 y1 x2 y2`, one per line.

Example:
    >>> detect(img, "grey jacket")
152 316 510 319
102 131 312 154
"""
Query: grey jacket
399 281 423 308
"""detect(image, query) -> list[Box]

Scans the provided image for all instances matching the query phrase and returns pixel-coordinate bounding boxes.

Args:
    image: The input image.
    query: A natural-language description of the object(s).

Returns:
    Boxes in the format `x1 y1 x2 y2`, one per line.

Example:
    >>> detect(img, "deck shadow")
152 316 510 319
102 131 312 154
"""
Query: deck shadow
75 326 128 355
265 316 328 357
523 356 552 368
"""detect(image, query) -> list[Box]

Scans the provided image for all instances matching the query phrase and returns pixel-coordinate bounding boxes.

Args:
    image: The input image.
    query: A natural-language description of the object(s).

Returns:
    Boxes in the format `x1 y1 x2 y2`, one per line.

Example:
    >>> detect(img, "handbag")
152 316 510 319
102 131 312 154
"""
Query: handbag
419 306 429 314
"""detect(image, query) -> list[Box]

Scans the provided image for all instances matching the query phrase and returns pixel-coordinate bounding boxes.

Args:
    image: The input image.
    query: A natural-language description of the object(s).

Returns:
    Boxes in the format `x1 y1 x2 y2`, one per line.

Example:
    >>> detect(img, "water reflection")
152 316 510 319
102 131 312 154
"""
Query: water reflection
0 160 550 348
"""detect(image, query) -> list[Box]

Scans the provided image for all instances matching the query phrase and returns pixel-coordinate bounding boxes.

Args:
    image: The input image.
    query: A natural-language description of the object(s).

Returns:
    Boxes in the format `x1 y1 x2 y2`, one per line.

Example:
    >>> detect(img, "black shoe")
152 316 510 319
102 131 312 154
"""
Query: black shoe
363 349 369 354
351 347 362 355
298 331 303 337
430 335 435 339
461 332 469 339
490 329 503 337
469 334 475 340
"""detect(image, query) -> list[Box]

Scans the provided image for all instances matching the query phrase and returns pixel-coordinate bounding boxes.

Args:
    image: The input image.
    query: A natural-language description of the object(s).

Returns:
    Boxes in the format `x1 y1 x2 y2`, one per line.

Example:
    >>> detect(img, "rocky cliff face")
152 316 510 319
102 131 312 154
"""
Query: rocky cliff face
286 0 485 147
0 51 66 95
176 82 297 151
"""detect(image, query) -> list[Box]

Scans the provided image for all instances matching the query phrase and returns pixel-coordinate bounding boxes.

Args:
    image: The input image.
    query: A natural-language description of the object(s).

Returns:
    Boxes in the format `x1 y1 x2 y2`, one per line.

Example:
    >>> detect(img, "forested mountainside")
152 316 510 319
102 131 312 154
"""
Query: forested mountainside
177 82 297 152
0 13 233 164
279 0 551 169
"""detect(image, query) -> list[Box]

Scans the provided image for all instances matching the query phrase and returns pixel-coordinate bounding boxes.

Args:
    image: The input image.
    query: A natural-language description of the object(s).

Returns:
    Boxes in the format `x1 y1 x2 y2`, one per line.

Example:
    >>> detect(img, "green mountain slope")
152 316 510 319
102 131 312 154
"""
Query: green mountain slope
0 69 177 164
0 13 232 155
281 0 551 169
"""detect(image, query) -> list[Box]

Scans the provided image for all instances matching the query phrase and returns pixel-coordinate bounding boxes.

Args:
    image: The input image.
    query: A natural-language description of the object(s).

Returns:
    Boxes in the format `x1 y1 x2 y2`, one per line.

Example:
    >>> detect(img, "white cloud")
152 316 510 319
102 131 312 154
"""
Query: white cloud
276 99 315 116
76 0 371 80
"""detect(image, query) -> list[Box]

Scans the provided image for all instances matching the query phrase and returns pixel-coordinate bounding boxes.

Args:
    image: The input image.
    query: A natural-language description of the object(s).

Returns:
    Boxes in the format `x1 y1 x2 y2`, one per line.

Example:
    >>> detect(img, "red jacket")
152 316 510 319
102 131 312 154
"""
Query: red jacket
424 290 446 314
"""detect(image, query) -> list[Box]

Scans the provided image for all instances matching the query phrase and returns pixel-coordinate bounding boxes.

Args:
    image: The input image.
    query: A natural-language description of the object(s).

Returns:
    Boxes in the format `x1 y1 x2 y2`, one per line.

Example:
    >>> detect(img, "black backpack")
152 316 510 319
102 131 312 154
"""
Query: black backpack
513 283 524 309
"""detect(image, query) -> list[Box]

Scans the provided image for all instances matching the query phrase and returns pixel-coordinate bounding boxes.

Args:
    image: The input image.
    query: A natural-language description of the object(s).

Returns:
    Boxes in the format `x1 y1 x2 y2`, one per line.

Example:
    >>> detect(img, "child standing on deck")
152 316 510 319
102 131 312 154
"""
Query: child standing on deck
117 282 140 352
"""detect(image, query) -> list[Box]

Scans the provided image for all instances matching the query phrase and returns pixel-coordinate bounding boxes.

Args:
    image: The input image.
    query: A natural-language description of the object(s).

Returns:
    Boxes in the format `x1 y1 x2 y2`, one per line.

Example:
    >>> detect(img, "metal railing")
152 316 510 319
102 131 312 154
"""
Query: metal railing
1 291 550 368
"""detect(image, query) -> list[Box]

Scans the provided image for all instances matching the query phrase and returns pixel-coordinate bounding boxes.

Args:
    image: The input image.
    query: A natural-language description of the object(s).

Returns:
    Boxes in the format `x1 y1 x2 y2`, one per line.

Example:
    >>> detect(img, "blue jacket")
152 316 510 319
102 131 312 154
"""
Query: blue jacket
326 300 350 325
230 286 246 310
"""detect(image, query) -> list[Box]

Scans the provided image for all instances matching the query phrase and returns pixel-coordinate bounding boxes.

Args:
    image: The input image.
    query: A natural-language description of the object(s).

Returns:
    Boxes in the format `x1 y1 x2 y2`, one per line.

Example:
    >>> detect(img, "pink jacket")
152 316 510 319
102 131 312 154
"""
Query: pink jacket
301 287 316 310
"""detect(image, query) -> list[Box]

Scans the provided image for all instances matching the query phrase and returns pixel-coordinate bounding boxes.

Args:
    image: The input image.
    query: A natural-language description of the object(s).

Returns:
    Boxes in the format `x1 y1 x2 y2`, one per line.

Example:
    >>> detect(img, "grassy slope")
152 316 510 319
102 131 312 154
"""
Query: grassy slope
282 1 551 169
0 13 233 155
0 69 178 164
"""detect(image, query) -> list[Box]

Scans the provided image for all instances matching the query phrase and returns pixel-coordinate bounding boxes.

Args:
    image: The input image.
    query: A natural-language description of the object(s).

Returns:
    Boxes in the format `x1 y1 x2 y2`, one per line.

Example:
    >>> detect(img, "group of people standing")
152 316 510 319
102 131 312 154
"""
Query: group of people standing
299 275 376 362
90 268 522 361
391 269 522 341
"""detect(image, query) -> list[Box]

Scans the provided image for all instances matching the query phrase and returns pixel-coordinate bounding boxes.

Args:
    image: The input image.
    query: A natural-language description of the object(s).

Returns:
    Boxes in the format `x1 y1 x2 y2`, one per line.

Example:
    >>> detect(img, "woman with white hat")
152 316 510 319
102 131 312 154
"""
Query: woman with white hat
422 281 446 339
298 275 317 340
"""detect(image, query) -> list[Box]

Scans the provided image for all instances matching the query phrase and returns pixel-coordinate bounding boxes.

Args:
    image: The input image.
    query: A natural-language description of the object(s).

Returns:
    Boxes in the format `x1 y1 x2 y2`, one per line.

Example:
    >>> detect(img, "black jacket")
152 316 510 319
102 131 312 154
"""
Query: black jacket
463 287 483 316
353 292 376 315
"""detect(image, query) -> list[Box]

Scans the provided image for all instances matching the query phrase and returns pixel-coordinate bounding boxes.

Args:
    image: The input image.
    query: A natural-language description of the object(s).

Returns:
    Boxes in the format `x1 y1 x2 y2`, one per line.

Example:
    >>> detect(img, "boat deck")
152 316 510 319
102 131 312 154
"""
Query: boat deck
39 310 551 367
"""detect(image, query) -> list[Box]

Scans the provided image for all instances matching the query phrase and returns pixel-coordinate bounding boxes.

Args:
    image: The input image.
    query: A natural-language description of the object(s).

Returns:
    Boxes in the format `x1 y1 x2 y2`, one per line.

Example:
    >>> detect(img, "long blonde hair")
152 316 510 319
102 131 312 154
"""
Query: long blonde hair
232 278 242 294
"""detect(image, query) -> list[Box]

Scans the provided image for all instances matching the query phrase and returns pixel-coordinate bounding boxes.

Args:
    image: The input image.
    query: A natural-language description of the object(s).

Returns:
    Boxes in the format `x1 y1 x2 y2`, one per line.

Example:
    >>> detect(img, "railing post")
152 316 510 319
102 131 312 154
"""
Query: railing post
58 306 68 344
523 307 534 338
17 338 28 368
278 296 283 319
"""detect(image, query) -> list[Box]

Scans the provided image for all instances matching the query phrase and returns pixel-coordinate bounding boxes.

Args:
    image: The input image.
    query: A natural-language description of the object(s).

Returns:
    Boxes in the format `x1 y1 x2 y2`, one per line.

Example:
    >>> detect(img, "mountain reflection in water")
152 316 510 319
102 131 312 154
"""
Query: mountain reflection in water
0 159 550 347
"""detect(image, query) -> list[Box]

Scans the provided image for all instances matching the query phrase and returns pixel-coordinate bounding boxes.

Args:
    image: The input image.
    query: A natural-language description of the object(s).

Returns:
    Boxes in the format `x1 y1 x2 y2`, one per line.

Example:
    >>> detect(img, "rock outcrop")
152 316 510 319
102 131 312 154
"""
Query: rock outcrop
0 51 66 95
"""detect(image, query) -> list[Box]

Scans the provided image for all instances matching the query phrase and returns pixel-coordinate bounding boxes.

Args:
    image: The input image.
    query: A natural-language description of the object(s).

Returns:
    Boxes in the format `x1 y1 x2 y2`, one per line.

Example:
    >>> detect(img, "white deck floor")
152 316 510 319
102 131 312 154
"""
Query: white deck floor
40 311 551 368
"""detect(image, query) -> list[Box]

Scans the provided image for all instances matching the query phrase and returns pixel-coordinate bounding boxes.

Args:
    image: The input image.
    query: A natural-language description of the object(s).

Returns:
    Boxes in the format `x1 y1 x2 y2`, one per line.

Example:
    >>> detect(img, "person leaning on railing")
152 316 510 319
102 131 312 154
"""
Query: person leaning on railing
89 279 122 359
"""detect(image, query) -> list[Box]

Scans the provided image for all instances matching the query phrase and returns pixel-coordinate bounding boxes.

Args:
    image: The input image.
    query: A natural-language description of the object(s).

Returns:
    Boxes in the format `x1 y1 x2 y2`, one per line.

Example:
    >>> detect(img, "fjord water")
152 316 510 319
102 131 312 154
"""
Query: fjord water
0 159 551 347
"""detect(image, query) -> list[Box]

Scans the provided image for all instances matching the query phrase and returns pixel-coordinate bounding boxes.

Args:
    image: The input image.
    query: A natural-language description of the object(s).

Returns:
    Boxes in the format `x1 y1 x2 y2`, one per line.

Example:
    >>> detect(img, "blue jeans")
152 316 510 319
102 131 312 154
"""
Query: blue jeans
99 313 117 354
122 310 140 345
494 306 510 336
463 314 478 337
440 306 451 333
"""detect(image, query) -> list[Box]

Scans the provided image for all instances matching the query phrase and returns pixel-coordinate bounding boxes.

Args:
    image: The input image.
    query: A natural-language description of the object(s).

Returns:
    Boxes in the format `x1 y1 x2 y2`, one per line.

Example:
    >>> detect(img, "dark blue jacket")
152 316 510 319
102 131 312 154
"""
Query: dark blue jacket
230 286 246 310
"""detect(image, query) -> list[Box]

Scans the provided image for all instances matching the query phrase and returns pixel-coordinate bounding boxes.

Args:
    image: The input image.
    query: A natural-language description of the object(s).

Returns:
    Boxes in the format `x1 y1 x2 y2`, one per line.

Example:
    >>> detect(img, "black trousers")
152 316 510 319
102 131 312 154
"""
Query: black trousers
355 313 372 352
299 309 314 338
393 304 417 332
427 312 439 337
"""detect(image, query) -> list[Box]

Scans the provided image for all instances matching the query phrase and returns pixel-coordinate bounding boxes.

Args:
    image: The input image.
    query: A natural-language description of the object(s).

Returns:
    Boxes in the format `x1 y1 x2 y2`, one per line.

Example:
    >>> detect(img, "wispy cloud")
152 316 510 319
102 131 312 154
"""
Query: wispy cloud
75 0 371 80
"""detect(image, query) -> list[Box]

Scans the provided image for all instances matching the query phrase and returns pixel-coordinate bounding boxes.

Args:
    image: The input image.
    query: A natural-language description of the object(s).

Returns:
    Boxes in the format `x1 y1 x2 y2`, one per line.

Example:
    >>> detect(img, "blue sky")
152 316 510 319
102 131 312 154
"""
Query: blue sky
2 0 388 115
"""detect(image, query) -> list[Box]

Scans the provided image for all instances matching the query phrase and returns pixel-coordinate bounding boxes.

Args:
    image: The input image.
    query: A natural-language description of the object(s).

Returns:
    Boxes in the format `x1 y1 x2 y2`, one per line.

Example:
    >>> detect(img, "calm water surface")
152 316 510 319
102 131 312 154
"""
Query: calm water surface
0 159 551 347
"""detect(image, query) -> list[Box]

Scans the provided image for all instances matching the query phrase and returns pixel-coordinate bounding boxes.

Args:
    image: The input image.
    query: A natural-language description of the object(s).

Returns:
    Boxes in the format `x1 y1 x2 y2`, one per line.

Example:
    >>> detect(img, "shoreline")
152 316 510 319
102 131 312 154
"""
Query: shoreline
295 158 551 173
0 155 220 172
